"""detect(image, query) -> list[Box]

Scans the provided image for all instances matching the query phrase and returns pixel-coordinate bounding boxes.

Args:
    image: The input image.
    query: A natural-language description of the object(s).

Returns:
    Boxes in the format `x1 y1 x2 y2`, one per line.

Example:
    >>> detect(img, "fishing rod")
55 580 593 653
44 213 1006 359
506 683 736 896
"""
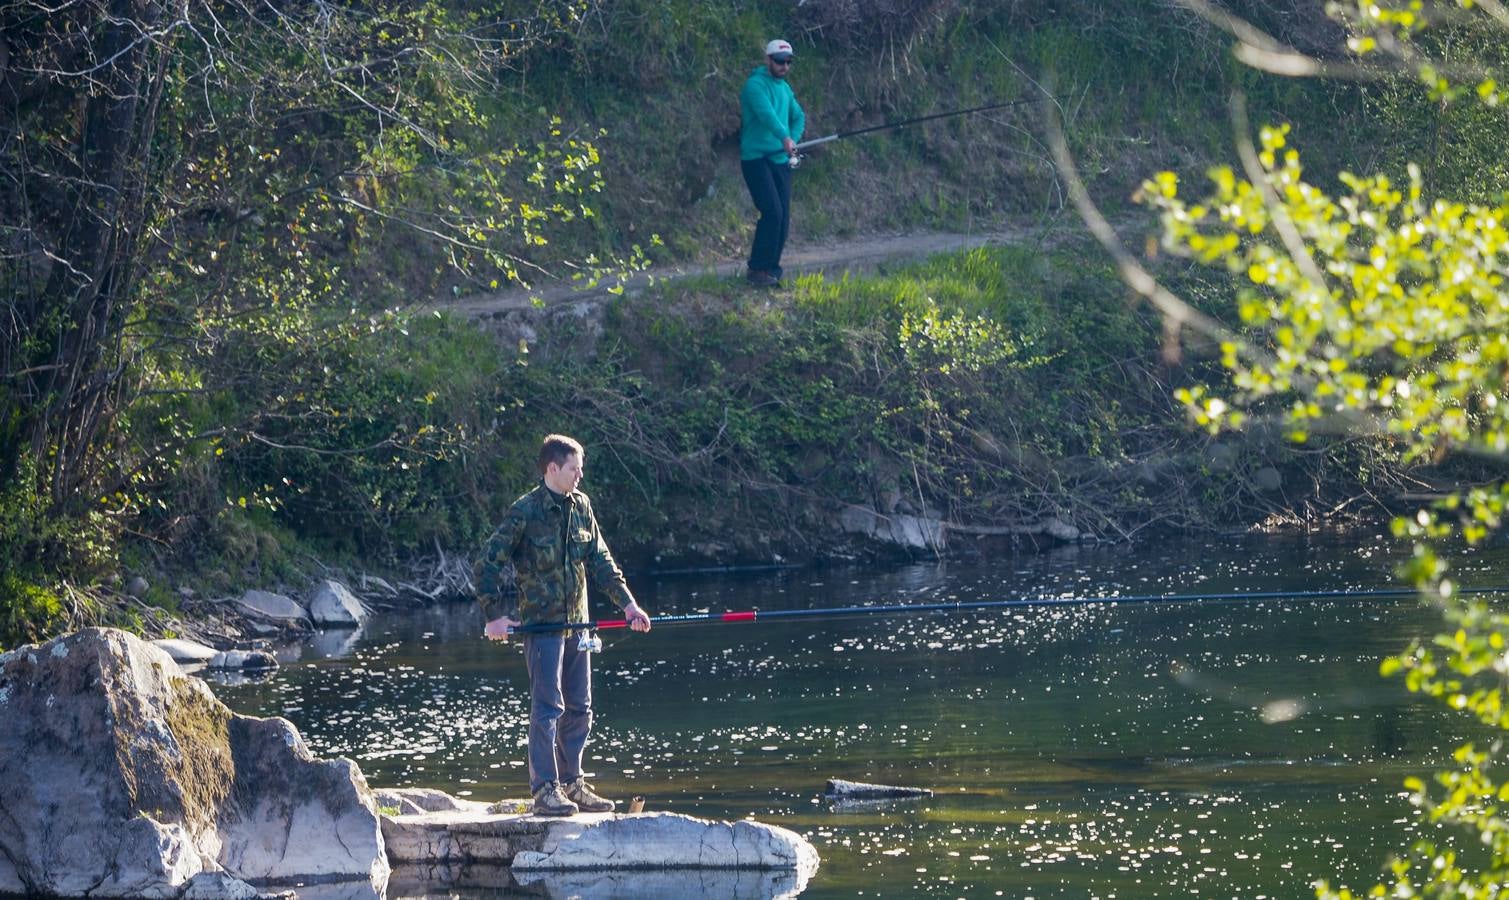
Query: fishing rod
507 584 1509 636
791 99 1032 158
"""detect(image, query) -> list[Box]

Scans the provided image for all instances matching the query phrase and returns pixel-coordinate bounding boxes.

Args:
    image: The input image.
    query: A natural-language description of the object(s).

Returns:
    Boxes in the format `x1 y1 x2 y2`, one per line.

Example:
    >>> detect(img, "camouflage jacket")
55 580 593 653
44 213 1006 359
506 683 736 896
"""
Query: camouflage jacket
473 482 634 625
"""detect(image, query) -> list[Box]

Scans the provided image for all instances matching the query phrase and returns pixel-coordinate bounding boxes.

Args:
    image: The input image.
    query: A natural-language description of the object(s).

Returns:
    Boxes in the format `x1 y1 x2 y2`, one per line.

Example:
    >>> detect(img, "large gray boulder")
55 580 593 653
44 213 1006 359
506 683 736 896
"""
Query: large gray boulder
234 590 309 626
0 629 388 897
836 506 947 552
153 638 220 663
307 580 369 627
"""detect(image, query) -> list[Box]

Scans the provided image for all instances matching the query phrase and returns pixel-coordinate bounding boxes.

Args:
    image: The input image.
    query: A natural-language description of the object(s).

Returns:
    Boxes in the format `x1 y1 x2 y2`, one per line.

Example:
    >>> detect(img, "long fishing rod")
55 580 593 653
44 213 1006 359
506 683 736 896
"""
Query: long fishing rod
791 99 1032 154
507 584 1509 635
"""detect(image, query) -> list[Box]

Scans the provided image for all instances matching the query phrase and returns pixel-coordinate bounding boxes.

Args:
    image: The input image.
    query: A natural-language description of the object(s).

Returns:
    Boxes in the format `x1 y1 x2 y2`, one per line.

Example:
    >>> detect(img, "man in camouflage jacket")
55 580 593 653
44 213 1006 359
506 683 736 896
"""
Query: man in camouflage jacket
475 434 651 816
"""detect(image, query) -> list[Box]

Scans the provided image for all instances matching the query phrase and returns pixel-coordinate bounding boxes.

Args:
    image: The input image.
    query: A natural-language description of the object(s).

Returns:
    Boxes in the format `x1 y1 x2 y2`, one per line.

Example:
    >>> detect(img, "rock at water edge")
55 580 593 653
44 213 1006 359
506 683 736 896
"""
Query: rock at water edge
235 590 309 625
307 580 369 627
0 628 387 897
509 811 819 874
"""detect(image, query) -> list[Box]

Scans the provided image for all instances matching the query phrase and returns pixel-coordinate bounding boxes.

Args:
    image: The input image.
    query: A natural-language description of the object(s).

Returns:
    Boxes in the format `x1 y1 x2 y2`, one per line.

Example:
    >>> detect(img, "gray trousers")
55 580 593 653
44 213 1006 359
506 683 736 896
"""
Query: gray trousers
524 634 592 793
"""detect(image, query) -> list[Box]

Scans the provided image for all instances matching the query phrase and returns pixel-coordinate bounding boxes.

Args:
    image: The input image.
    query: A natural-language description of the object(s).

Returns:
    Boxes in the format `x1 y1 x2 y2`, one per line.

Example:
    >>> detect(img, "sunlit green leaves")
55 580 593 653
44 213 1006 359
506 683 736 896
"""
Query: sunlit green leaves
1144 128 1509 463
898 299 1030 375
1330 1 1504 104
1143 104 1509 899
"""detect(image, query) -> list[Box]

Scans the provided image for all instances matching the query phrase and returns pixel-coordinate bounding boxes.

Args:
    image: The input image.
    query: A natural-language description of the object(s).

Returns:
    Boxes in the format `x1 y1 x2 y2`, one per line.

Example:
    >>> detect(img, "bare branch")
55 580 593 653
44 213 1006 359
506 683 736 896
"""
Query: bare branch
1476 0 1509 29
1180 0 1497 83
1231 42 1386 80
1042 95 1245 360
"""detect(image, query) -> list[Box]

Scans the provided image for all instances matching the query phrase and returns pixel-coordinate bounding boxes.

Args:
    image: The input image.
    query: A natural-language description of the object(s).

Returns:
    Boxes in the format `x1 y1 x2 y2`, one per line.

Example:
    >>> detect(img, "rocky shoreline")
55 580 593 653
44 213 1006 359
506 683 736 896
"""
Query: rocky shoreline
119 501 1101 663
124 561 469 670
0 629 820 899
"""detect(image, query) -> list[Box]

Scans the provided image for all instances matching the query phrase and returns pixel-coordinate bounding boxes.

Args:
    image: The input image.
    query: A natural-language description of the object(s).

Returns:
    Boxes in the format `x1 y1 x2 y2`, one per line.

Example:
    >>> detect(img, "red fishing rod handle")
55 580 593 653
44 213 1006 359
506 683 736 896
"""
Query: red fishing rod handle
596 619 631 630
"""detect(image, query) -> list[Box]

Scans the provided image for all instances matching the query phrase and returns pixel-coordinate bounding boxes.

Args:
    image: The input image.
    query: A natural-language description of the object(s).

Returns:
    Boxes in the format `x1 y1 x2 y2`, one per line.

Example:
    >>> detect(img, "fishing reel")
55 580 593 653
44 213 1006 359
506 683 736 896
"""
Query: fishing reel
575 629 603 654
788 153 803 169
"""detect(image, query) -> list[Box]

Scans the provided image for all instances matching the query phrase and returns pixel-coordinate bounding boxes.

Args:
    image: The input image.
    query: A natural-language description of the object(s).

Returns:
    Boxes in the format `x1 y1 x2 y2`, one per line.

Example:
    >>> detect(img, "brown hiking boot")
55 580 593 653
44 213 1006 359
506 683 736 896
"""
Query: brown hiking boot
746 268 780 287
532 781 578 817
564 777 616 813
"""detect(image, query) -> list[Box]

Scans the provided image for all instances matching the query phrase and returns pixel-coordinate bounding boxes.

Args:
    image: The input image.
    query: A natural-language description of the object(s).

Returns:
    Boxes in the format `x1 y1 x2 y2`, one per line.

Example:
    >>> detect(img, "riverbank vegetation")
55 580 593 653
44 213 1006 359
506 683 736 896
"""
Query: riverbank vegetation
0 0 1484 649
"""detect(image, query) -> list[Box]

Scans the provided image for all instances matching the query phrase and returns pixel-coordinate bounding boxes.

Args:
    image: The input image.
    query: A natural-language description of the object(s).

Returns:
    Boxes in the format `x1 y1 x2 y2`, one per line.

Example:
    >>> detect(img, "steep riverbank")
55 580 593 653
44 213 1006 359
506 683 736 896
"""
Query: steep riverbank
51 230 1426 653
453 234 1409 571
1 2 1445 650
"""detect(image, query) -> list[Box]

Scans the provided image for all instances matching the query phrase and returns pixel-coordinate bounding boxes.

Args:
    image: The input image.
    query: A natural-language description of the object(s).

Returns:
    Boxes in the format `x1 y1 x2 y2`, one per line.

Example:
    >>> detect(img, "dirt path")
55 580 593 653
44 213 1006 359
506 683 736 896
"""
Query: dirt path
446 213 1082 318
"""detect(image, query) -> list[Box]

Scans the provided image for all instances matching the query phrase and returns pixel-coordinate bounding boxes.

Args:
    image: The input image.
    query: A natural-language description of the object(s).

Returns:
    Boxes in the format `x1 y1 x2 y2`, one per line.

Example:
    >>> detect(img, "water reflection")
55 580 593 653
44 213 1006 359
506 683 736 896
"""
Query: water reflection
310 627 366 660
196 665 278 688
386 863 810 899
268 876 383 900
209 532 1509 896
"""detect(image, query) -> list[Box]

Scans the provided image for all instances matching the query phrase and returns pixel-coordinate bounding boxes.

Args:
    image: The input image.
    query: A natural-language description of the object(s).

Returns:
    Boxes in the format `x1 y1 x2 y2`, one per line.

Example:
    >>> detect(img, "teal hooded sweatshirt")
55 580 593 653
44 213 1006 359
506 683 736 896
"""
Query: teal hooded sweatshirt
740 65 805 164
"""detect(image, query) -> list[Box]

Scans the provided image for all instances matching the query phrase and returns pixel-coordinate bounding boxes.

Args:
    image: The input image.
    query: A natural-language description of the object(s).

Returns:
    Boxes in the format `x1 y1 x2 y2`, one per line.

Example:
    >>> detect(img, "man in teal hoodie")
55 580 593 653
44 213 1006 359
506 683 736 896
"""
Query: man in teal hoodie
740 39 805 287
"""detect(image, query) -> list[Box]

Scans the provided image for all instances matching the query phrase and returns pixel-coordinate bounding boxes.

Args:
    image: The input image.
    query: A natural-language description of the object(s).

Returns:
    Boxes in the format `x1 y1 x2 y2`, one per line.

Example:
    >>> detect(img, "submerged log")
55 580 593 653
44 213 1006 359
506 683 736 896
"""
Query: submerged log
823 778 934 800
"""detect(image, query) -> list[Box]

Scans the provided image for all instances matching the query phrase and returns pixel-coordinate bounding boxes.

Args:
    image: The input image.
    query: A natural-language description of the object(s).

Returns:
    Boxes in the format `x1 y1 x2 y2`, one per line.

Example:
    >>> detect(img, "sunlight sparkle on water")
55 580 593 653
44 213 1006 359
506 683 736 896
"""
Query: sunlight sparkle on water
205 533 1499 897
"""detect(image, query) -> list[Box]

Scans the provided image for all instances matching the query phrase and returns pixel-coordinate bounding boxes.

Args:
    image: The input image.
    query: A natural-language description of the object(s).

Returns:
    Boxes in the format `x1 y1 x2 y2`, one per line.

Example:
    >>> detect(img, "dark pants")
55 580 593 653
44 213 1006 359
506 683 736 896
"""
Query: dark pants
524 634 592 793
741 158 793 276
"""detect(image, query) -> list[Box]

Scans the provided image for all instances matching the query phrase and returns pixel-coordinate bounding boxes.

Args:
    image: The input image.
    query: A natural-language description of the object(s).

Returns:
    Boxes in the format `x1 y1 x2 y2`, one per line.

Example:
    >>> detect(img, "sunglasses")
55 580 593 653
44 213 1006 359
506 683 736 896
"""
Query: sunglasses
770 57 793 65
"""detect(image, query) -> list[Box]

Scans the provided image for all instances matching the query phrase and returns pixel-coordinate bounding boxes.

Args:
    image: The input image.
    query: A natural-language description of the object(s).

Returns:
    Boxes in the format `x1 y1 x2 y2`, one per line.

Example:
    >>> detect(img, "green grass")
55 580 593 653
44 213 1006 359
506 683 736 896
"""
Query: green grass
396 1 1393 287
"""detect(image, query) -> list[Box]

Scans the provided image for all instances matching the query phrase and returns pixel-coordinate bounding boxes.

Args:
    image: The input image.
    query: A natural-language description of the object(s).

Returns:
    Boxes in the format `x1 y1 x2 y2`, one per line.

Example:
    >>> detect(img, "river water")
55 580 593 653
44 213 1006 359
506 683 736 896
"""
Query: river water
209 532 1508 898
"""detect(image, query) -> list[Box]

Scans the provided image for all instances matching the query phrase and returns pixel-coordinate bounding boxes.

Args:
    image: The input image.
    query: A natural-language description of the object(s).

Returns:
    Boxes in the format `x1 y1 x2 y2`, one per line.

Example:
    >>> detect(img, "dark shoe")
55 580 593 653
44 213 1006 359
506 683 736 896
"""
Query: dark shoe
564 777 616 813
746 268 779 287
532 782 579 817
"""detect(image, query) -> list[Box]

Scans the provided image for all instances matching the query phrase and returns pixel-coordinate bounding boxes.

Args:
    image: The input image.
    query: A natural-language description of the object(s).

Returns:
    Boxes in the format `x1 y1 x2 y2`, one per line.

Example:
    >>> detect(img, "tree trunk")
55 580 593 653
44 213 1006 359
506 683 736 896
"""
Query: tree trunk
13 0 167 507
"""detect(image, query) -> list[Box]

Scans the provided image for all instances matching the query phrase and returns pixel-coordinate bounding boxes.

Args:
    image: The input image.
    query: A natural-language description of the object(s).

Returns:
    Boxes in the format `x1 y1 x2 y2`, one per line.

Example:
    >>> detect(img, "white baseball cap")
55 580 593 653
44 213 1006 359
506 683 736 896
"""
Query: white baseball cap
764 39 794 59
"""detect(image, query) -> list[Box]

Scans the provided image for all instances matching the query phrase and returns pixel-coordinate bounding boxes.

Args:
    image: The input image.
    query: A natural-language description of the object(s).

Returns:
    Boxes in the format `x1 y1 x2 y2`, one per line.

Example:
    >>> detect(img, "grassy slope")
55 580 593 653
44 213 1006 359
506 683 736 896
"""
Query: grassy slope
355 238 1387 571
386 2 1385 298
391 2 1401 561
52 1 1443 644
